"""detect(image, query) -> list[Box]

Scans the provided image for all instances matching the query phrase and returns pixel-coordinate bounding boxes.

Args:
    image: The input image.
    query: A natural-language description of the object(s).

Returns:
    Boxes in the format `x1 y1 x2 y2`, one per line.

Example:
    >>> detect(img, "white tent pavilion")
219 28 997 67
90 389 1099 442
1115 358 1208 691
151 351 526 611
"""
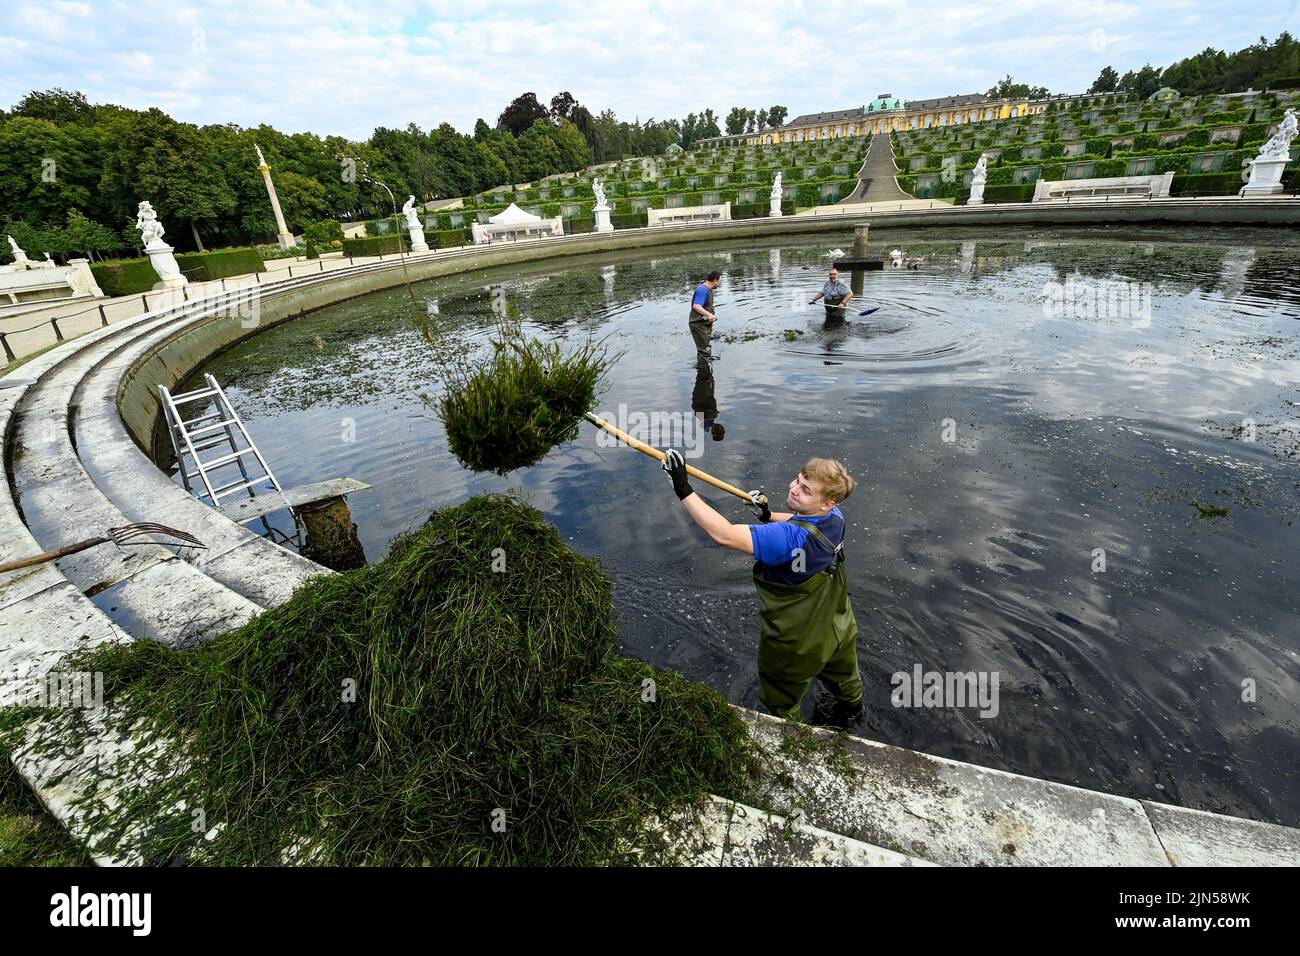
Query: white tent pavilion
471 203 564 244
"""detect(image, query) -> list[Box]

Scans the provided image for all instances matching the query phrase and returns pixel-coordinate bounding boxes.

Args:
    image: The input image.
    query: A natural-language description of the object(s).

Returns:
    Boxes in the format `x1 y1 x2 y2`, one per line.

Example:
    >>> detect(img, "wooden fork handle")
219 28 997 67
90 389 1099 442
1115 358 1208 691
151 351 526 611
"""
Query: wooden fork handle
0 537 110 574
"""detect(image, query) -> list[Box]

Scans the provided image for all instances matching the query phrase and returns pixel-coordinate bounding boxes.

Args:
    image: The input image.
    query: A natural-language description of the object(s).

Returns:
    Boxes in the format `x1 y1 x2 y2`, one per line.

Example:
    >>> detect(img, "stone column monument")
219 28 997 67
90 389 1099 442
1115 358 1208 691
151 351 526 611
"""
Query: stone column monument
136 201 188 289
256 144 296 251
769 172 784 217
402 196 429 253
1240 109 1297 197
592 179 613 233
967 154 989 206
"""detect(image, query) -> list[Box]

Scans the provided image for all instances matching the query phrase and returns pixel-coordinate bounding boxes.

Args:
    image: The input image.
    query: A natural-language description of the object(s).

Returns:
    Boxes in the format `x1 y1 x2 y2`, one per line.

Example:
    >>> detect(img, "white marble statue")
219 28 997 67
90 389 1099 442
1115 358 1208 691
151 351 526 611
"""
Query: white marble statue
1259 108 1297 159
402 195 421 230
403 195 429 252
255 143 269 168
135 200 186 287
5 235 31 269
592 179 614 232
1241 108 1298 196
136 201 166 249
769 172 784 217
968 153 990 206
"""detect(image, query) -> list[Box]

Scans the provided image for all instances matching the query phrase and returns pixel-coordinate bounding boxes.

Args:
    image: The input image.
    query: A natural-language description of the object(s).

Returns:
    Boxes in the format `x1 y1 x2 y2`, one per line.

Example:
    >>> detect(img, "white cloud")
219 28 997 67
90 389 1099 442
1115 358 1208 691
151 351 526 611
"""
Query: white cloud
0 0 1292 140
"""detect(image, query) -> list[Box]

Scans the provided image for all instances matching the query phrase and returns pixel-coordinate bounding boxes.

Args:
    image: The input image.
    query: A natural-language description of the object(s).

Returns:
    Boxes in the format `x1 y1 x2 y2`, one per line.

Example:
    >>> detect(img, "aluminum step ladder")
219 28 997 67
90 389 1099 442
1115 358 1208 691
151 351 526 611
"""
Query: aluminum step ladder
159 373 287 513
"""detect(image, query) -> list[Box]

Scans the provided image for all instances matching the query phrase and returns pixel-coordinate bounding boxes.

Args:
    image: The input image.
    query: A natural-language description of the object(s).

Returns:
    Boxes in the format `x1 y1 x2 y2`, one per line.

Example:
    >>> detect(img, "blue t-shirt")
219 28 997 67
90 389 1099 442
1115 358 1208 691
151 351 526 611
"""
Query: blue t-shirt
750 507 845 586
690 283 713 319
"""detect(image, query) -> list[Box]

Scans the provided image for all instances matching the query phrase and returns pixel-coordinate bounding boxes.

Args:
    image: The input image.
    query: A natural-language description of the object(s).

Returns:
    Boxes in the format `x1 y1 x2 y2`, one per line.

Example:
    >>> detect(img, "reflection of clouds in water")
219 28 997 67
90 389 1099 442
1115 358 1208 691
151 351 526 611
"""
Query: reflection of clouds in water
194 226 1300 824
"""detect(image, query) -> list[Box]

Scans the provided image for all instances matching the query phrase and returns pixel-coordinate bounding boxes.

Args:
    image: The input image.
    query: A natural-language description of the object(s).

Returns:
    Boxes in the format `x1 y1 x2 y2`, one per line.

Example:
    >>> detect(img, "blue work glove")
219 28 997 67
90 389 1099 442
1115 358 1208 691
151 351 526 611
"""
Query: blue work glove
662 449 694 500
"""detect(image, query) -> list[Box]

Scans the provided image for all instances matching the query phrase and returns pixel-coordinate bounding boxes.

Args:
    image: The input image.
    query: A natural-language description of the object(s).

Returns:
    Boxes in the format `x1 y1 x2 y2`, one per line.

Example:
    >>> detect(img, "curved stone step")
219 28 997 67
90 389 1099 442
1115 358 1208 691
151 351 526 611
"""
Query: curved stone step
9 325 263 645
738 709 1300 867
73 311 326 609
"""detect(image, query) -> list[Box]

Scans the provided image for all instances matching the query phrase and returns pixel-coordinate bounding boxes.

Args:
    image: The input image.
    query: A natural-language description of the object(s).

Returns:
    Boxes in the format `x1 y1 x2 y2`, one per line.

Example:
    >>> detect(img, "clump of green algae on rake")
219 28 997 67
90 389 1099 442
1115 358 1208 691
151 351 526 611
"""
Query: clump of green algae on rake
438 336 611 475
42 494 760 866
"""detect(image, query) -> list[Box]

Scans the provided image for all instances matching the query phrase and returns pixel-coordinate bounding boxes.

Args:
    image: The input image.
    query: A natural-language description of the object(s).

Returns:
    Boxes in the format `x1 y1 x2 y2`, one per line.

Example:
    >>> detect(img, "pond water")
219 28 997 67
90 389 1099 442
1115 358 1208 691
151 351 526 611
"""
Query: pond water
185 225 1300 827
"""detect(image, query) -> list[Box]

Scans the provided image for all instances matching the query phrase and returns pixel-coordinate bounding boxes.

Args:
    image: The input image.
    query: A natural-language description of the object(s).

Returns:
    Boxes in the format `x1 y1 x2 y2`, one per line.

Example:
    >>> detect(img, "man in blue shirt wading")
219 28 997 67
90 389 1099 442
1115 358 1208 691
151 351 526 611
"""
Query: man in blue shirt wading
689 271 722 365
661 451 864 726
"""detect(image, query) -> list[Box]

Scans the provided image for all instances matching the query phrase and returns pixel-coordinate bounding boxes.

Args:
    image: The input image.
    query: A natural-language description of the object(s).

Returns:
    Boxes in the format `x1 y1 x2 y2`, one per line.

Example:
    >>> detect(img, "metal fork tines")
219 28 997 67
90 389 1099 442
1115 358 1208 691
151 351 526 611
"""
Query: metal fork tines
106 523 207 551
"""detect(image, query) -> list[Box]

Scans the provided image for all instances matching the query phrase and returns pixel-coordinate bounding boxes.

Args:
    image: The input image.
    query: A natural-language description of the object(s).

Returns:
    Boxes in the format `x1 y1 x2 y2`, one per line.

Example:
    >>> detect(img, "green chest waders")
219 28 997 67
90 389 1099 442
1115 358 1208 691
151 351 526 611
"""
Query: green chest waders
753 519 862 720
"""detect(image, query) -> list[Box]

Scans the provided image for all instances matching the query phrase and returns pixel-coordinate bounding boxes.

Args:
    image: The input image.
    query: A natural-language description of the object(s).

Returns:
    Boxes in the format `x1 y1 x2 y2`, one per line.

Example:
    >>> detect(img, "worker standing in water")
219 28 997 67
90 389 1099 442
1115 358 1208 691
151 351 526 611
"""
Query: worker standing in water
660 450 864 726
810 267 853 317
688 271 722 365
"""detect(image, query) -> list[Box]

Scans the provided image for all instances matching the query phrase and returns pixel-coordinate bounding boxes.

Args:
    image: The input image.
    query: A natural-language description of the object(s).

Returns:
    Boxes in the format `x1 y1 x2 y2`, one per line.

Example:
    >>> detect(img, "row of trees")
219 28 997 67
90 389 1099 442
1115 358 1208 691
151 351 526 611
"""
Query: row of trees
496 91 682 164
2 210 129 264
1 84 793 263
985 76 1052 99
4 33 1294 261
0 88 678 258
723 105 791 136
1088 33 1300 98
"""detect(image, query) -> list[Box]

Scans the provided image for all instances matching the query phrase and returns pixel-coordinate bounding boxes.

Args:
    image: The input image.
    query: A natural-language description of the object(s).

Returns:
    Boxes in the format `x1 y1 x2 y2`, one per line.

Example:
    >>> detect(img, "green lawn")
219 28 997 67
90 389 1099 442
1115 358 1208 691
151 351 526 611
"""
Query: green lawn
0 761 90 866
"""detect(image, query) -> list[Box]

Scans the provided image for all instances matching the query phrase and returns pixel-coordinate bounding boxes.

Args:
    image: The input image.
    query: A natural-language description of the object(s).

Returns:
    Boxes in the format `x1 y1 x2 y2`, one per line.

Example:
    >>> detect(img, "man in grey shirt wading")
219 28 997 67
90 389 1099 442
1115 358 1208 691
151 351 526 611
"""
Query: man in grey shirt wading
810 268 853 316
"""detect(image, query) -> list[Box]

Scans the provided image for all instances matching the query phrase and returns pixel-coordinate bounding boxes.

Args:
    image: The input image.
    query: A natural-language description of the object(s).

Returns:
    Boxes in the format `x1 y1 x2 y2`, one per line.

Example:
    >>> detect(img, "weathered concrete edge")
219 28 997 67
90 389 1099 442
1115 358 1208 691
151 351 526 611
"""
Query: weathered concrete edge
638 794 937 866
738 709 1300 867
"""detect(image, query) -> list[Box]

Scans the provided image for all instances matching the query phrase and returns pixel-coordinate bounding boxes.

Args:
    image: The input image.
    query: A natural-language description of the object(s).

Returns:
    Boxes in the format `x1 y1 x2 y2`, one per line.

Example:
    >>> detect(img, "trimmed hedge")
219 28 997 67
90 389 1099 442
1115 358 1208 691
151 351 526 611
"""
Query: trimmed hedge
731 200 796 219
431 228 472 249
342 236 406 257
1170 172 1246 196
610 212 649 229
981 184 1036 204
174 248 266 282
89 257 161 297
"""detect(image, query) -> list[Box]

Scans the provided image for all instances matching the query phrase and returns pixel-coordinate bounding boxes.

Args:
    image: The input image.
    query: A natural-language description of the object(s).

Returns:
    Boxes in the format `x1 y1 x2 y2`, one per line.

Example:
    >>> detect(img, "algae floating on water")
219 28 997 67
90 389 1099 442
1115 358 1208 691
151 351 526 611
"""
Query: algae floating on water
30 494 759 866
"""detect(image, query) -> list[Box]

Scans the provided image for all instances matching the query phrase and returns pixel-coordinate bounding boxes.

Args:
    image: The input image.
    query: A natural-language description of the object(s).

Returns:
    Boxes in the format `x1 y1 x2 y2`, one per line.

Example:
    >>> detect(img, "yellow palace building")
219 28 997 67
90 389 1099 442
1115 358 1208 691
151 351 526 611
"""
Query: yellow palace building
699 92 1078 148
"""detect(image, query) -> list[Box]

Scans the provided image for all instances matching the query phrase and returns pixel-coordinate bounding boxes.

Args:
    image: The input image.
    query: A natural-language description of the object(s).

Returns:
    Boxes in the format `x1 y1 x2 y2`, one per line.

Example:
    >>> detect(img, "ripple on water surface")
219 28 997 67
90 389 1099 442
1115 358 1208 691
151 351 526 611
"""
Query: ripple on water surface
186 226 1300 827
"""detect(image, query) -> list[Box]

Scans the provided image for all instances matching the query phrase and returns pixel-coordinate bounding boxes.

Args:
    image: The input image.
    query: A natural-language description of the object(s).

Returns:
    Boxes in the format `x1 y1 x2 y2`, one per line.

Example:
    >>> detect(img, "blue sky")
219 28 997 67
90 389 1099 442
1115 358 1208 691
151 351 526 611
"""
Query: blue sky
2 1 1296 140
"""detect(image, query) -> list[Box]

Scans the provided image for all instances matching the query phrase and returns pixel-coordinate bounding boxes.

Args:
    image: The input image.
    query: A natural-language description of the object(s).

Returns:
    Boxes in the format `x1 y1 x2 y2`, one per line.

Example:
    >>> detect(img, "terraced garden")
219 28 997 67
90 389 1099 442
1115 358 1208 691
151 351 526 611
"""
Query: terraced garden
893 88 1300 202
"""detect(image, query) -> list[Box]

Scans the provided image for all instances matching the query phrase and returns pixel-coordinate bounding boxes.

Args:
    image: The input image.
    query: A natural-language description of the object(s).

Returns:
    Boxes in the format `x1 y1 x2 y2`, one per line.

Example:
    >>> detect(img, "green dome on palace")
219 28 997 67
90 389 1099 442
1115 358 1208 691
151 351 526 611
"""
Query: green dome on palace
867 94 904 112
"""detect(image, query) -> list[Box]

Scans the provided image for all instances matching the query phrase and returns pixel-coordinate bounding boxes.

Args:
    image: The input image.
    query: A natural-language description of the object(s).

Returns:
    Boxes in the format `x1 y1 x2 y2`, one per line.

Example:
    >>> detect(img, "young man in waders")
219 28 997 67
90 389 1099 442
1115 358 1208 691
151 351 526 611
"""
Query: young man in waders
689 271 722 365
661 451 864 727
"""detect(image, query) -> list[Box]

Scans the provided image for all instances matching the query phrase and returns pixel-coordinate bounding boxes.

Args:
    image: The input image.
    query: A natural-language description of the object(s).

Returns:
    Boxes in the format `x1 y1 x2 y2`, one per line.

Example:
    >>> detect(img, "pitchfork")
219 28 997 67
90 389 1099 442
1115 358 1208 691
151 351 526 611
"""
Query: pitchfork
0 523 206 574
